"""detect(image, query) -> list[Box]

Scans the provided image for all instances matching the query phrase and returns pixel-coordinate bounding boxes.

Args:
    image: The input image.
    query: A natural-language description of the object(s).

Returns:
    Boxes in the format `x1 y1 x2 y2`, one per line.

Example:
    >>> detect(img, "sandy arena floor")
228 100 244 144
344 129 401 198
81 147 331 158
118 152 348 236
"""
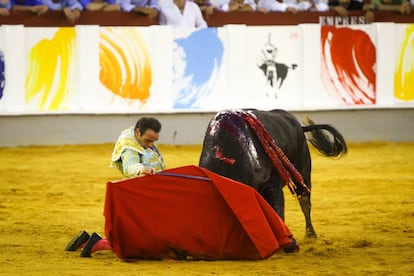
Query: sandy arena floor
0 142 413 275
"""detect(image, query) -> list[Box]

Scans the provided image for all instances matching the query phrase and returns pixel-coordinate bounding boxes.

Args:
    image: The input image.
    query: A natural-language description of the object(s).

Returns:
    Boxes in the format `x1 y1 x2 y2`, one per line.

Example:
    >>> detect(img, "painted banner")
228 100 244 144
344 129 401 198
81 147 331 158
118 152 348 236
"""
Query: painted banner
394 24 414 102
79 26 163 113
0 23 412 114
245 26 301 109
172 27 227 110
25 27 78 112
320 25 376 105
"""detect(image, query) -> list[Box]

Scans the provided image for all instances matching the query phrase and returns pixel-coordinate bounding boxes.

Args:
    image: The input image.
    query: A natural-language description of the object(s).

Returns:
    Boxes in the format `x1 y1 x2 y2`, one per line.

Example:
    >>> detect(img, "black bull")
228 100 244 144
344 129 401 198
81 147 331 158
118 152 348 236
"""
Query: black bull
199 109 347 238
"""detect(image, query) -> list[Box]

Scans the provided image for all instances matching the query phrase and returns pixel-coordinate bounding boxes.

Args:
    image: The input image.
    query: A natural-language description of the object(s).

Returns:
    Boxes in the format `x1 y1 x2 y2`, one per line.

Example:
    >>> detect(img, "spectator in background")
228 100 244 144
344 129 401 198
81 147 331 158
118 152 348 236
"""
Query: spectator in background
10 0 49 14
196 0 327 12
41 0 83 23
0 0 12 16
80 0 120 11
329 0 375 23
256 0 298 13
274 0 329 12
291 0 330 11
192 0 216 17
159 0 207 28
119 0 159 19
227 0 256 11
1 0 49 16
194 0 222 12
193 0 255 16
371 0 410 14
309 0 330 11
282 0 311 11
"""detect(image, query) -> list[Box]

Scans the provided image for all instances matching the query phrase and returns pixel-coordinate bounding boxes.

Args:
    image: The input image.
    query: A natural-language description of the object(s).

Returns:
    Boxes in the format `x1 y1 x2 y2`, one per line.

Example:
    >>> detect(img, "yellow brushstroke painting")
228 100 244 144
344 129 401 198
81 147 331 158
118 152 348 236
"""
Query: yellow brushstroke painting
25 28 76 111
394 24 414 101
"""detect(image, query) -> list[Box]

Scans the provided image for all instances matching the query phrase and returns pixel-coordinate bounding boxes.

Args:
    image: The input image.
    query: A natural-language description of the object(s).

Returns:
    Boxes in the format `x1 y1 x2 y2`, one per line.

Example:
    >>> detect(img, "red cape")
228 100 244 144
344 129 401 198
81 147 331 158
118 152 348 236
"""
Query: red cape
104 165 295 261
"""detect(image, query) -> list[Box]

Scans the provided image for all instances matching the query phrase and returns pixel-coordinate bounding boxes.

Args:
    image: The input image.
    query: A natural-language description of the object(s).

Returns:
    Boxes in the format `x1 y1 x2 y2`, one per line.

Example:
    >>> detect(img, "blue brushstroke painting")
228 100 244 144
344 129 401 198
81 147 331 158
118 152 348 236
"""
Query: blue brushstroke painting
173 28 224 109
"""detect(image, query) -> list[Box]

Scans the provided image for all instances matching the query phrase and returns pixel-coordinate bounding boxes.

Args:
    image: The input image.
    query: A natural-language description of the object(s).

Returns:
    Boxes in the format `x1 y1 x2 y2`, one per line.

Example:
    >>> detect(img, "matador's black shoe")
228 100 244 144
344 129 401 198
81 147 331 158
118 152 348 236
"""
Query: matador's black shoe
65 230 90 251
80 232 102 257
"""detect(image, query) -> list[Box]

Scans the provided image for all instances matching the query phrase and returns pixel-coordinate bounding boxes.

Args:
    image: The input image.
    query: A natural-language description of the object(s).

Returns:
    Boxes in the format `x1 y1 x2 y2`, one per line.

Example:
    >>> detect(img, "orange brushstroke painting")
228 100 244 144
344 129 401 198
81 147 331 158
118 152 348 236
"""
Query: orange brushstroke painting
99 27 152 102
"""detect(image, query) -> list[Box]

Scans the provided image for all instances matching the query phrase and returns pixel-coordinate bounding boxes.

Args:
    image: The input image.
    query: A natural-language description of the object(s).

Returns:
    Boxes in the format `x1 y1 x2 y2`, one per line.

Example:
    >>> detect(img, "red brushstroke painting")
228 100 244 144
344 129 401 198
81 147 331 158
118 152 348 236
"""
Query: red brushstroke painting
321 26 376 105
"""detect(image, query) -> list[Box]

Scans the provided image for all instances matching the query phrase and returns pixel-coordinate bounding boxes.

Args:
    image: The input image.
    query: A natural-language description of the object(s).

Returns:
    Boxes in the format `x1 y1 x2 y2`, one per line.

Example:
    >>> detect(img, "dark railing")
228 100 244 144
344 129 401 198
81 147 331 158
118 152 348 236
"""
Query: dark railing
0 10 413 27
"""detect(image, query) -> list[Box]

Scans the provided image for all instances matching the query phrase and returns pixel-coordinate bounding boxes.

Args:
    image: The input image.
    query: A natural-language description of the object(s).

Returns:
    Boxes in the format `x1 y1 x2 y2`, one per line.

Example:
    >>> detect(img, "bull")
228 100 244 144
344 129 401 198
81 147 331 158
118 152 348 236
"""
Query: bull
199 109 347 238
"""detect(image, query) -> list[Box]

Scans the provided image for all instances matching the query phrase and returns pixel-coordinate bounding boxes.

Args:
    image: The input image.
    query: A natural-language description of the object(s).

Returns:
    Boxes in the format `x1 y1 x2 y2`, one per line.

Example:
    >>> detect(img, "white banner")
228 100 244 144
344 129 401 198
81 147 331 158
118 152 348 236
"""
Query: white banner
0 23 413 114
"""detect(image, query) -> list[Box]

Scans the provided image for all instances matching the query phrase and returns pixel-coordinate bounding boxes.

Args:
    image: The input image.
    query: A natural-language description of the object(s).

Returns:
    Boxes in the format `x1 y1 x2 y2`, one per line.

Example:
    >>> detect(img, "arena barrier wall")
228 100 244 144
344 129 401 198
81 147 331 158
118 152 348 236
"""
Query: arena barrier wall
0 22 413 145
0 108 413 146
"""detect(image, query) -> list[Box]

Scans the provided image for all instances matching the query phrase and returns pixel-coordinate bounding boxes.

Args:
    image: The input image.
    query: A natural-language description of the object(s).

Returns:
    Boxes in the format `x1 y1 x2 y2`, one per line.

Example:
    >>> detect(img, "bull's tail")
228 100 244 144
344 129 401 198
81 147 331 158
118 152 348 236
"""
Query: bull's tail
302 117 347 157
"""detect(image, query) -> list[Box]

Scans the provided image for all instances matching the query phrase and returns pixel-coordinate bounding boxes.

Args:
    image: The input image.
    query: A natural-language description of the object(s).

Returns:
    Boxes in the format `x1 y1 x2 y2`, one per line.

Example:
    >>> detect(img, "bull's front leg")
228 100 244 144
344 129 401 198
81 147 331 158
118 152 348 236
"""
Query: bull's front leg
297 194 317 238
259 183 285 221
272 189 285 221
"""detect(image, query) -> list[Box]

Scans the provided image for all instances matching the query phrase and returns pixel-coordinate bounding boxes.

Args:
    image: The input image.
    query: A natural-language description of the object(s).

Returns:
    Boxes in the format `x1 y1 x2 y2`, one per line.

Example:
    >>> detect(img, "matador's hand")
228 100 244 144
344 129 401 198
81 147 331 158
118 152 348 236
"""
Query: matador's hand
141 166 155 175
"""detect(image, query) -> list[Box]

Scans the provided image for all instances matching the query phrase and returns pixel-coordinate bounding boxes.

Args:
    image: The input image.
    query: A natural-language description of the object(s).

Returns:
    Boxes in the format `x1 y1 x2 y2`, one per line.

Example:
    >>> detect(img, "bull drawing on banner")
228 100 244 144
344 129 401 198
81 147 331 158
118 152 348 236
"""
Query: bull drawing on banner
257 34 297 99
199 109 347 238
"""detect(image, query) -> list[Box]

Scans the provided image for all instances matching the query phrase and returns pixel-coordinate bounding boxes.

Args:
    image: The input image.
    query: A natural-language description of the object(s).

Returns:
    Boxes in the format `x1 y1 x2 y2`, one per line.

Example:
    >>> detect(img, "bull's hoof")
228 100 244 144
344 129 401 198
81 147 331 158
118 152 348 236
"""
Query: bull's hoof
283 237 300 253
305 229 317 239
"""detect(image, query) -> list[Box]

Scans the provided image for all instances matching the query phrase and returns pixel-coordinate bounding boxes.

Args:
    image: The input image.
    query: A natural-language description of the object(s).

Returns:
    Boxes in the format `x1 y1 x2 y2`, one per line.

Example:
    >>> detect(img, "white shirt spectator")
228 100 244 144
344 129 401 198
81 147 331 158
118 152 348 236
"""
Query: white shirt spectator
209 0 256 11
209 0 230 11
159 0 207 28
312 0 329 11
257 0 289 11
120 0 159 12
